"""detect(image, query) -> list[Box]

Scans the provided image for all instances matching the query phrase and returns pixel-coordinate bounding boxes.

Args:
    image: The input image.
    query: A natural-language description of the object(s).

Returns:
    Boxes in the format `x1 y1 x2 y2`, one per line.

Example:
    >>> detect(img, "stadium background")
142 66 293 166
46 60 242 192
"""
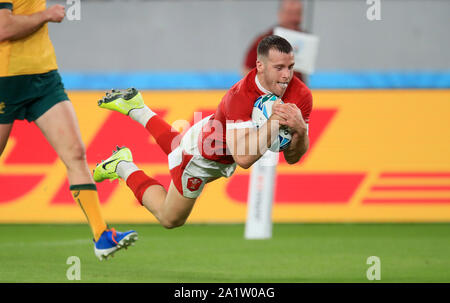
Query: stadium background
1 0 449 223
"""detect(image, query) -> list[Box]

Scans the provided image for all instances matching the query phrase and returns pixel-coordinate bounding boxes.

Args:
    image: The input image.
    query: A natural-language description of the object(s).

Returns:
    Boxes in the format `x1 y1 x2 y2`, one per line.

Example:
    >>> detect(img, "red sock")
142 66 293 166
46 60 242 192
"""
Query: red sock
126 170 163 205
146 115 181 155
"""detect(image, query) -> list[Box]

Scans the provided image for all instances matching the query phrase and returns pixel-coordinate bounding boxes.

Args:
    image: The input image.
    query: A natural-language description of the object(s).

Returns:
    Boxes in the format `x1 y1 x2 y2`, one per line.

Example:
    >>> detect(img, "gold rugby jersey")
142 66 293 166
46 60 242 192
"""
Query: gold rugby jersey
0 0 58 77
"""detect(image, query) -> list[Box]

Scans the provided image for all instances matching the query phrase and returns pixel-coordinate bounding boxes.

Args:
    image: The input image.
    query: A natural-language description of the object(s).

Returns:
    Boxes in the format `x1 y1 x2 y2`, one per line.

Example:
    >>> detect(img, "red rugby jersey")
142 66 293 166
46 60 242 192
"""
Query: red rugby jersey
199 68 312 164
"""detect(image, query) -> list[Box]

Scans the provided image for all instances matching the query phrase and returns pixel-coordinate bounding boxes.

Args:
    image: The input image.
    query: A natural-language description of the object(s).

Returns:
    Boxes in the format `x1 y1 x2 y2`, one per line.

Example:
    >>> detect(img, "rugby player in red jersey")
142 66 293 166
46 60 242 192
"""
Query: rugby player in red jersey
93 35 312 229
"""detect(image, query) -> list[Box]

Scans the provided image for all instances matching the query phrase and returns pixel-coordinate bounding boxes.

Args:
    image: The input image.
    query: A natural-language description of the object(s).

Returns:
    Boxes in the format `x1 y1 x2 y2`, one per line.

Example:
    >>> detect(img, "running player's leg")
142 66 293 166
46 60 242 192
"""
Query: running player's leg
35 100 135 247
35 101 92 184
0 123 13 156
35 100 137 260
35 101 108 236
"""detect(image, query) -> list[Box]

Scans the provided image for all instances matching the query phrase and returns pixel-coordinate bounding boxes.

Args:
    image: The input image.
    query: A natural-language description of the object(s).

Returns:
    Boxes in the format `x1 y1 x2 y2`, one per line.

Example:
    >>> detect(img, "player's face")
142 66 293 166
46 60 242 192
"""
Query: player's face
257 49 295 97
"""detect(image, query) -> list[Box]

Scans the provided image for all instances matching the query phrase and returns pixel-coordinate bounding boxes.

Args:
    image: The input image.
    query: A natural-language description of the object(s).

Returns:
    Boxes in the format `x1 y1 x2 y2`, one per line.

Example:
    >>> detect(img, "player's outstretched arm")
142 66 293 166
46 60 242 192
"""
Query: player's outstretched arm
226 112 283 169
0 4 65 42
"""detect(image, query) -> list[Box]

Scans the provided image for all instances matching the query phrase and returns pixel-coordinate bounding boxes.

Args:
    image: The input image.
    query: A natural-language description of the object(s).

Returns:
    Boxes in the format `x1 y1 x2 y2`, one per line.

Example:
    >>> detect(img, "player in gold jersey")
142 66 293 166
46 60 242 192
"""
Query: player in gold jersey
0 0 137 260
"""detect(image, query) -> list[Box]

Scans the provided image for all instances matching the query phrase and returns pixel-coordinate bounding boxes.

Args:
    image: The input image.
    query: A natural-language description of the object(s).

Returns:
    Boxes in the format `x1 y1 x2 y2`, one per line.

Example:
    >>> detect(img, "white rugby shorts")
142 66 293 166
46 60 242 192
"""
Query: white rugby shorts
168 115 237 199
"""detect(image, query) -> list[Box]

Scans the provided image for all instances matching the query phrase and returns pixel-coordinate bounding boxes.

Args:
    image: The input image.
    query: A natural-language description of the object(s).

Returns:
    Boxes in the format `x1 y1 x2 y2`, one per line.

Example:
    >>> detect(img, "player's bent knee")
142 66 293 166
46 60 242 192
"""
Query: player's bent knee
160 218 186 229
59 144 89 172
66 143 87 163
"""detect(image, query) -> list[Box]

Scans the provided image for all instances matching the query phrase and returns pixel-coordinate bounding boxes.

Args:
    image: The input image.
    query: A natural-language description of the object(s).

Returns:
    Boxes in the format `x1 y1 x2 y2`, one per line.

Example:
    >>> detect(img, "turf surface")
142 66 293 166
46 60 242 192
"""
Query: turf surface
0 223 449 283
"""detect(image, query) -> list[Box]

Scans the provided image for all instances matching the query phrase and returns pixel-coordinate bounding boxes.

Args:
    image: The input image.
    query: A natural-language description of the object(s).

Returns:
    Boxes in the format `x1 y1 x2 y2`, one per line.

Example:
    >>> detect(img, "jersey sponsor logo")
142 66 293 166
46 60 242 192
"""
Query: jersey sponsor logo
0 102 5 114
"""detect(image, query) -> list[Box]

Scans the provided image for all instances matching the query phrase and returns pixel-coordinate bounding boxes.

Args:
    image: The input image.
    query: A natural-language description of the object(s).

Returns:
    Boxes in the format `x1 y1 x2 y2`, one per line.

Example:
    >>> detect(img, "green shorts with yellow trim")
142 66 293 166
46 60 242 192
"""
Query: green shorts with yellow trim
0 70 69 124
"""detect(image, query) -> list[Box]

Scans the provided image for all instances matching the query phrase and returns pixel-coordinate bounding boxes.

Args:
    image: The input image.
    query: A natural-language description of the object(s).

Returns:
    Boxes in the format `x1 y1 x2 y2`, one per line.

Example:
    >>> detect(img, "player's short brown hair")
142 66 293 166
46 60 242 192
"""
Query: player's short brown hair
257 35 293 59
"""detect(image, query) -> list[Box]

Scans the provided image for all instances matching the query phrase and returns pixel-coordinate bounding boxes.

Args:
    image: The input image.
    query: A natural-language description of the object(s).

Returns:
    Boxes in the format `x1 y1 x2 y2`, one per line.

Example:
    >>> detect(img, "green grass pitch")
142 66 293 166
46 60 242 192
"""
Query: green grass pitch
0 223 449 283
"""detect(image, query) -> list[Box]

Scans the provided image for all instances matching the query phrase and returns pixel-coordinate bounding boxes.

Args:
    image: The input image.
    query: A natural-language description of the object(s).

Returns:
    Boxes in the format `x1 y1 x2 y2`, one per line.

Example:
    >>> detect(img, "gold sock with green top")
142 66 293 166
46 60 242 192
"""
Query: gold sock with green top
70 184 107 242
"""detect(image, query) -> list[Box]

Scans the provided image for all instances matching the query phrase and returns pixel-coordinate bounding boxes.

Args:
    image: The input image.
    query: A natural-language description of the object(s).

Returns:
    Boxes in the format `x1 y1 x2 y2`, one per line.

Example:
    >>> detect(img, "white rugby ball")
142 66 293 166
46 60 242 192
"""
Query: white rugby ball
252 94 292 152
